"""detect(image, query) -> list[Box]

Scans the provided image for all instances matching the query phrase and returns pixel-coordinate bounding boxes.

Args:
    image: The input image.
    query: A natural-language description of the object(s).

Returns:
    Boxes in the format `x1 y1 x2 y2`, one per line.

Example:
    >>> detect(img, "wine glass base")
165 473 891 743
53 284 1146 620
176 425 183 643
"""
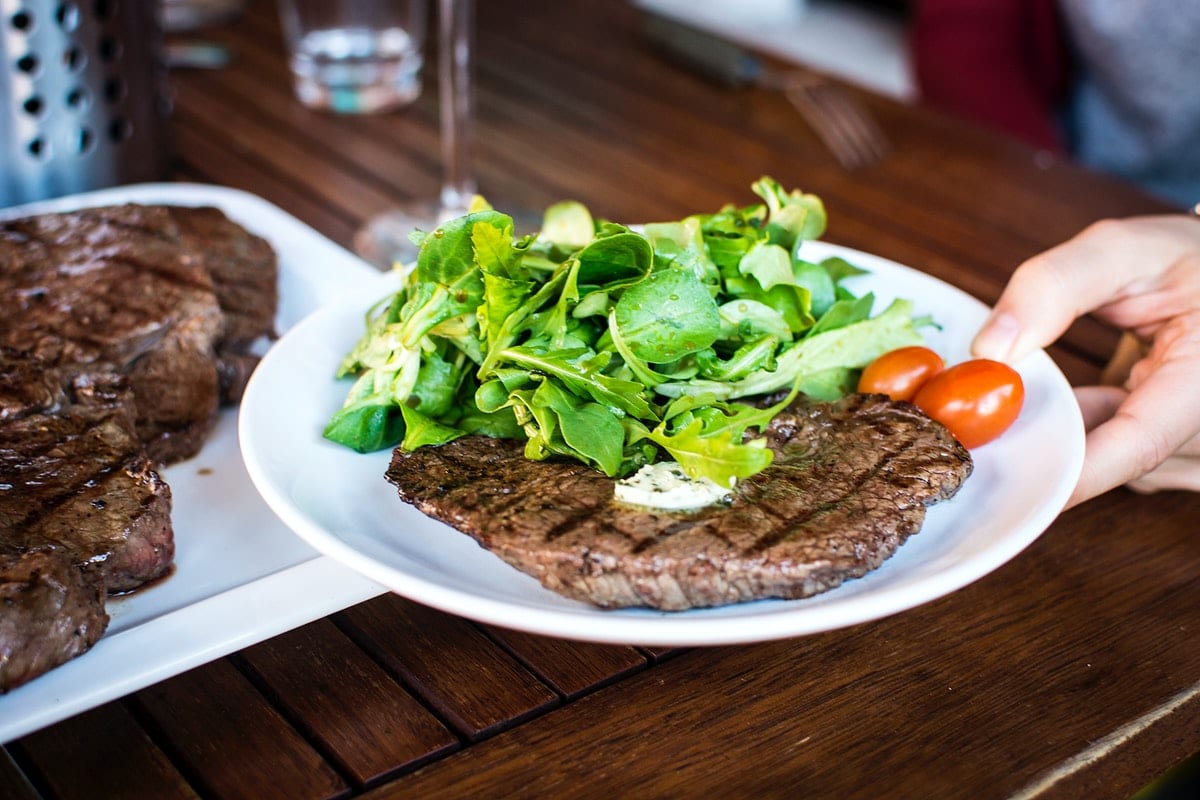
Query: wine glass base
353 200 455 269
354 197 541 270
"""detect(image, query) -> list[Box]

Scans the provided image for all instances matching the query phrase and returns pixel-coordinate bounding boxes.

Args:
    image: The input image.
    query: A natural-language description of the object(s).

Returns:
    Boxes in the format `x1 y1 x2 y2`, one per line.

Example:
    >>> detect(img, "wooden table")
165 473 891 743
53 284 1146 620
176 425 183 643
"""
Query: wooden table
4 1 1198 797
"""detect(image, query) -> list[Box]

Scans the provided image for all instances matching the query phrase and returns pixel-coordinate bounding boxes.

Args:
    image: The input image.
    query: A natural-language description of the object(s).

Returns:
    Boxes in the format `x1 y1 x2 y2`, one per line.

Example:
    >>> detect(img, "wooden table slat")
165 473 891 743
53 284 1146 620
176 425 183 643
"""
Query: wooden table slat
176 27 443 193
131 659 347 800
335 595 559 741
481 627 649 700
170 81 399 222
170 124 360 248
12 702 198 800
238 619 460 788
0 748 40 800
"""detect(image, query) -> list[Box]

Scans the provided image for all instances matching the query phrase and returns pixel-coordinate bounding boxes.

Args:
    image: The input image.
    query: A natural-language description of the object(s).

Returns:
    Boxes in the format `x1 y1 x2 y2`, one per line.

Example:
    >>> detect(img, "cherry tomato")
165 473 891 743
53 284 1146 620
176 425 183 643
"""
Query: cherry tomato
858 346 945 402
912 359 1024 448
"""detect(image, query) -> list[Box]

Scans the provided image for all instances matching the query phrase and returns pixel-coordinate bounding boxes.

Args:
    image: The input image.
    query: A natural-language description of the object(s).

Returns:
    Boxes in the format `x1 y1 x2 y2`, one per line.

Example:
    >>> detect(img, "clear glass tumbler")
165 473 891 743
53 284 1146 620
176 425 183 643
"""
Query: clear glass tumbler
277 0 427 114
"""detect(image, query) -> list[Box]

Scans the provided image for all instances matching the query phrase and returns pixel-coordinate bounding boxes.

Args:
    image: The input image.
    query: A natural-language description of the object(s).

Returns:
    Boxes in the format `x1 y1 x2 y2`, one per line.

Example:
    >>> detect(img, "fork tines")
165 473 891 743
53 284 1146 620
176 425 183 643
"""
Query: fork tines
782 73 890 170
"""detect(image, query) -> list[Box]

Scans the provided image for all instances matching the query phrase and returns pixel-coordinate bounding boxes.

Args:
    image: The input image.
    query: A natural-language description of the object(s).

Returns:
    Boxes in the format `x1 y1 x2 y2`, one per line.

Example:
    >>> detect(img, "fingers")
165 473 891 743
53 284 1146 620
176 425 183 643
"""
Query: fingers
1127 454 1200 494
1121 416 1200 495
1067 355 1200 506
1074 385 1126 430
972 216 1200 363
973 214 1200 507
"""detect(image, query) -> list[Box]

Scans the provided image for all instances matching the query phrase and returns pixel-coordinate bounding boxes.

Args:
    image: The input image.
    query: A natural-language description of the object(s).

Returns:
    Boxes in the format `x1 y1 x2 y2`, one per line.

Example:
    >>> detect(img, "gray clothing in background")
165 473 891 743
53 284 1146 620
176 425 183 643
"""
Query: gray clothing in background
1060 1 1200 207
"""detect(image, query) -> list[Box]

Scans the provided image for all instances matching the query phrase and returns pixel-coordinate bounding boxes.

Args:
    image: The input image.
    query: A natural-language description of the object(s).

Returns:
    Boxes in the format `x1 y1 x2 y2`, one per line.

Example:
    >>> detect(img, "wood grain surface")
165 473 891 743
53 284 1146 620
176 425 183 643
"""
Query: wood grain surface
3 1 1195 798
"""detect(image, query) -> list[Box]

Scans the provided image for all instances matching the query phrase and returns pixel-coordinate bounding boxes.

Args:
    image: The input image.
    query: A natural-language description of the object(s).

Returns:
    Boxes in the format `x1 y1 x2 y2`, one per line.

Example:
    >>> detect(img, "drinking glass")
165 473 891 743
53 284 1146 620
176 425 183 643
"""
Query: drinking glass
354 0 476 268
277 0 427 114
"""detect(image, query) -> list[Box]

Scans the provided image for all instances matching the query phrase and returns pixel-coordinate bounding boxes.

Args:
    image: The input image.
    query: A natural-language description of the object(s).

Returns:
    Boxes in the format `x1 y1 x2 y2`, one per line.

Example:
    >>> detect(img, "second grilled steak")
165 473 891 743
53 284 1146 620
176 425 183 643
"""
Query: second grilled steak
0 550 108 693
0 203 277 691
387 394 973 610
0 352 171 692
0 355 174 593
0 203 277 464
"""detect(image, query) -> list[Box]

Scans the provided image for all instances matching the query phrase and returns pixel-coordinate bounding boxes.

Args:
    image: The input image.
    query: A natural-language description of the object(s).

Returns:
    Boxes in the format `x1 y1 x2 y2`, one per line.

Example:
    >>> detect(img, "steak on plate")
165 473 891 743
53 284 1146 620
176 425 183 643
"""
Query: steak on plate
386 394 973 611
0 352 174 593
0 203 277 692
0 203 277 463
0 550 108 694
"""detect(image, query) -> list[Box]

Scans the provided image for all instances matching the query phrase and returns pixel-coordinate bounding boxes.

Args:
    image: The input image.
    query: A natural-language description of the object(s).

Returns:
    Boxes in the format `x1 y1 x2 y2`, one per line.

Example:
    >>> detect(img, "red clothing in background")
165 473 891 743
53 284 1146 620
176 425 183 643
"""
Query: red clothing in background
911 0 1073 152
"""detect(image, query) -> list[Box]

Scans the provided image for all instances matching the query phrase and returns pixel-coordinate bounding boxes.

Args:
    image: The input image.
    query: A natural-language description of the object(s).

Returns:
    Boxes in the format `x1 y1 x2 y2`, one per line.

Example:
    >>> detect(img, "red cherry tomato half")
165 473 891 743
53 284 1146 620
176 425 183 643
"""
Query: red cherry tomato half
858 346 945 402
912 359 1024 448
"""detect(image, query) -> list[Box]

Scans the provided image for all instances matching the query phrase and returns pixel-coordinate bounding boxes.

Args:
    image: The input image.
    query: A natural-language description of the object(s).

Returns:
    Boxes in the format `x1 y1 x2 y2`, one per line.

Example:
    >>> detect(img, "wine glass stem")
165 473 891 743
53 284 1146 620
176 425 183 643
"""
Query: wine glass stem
439 0 475 212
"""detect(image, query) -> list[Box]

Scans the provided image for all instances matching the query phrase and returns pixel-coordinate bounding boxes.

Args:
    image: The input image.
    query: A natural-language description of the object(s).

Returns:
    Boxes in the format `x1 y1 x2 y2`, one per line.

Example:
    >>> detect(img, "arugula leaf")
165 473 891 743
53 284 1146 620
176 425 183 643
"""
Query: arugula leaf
751 176 827 249
792 258 836 317
718 299 792 342
531 380 625 476
399 404 464 450
497 345 654 419
738 241 794 291
540 200 594 250
631 417 772 486
656 298 925 401
698 209 759 272
695 336 779 381
806 292 875 337
818 255 869 285
324 402 405 453
613 269 720 362
576 228 654 286
642 218 721 287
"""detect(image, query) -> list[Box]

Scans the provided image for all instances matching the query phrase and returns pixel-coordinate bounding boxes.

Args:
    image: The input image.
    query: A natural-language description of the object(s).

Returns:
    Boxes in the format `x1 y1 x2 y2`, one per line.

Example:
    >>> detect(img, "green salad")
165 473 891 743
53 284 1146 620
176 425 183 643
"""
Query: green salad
325 177 929 488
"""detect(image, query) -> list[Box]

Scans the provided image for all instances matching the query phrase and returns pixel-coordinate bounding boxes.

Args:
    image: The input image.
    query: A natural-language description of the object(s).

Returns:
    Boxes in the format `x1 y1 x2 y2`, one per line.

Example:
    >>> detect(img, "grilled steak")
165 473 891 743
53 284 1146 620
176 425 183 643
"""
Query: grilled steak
0 203 277 692
170 205 278 404
0 353 174 593
0 203 277 463
0 550 108 693
387 394 973 610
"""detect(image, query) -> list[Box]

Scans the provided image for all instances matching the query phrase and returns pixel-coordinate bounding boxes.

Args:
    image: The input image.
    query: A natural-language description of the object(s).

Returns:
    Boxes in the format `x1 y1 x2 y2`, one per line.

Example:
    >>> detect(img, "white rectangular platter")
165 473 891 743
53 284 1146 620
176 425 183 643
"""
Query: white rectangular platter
0 183 387 743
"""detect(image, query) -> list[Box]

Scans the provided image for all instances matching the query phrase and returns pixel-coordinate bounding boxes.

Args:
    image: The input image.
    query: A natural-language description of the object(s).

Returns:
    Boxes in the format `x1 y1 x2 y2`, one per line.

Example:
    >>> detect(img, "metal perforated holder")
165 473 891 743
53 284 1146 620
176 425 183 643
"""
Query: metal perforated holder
1 0 170 207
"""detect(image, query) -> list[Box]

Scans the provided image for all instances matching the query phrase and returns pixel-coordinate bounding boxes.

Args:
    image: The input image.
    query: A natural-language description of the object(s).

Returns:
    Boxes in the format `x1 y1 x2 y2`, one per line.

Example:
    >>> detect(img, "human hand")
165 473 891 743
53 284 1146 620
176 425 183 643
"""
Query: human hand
971 215 1200 507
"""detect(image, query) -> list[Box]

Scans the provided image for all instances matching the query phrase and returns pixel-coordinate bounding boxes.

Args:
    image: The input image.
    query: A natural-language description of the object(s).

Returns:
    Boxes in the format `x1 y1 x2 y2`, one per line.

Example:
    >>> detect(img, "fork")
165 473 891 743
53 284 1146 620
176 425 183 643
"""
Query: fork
642 12 891 170
773 69 890 170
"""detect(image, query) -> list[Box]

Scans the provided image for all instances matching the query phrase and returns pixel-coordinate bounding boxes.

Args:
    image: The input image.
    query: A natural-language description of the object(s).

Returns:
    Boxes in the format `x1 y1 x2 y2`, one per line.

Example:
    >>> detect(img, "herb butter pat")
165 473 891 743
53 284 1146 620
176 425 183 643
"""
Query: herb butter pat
614 462 733 511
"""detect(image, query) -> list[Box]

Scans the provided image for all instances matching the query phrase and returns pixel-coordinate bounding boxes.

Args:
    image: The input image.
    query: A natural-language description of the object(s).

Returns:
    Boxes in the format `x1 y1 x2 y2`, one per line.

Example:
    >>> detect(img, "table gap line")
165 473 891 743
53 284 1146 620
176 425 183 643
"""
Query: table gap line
1007 680 1200 800
328 612 477 744
227 652 365 794
474 625 655 703
117 693 220 800
4 741 58 800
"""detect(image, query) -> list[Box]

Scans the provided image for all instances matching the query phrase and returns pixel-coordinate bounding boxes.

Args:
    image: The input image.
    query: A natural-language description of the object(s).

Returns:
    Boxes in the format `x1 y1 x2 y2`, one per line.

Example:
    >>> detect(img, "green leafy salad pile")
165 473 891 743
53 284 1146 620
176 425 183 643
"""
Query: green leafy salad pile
325 177 928 489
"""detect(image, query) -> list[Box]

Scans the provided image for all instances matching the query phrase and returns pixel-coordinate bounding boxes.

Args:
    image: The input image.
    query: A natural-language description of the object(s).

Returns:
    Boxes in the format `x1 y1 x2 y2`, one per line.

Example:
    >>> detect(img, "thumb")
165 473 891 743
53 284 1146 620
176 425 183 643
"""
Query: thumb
970 256 1090 363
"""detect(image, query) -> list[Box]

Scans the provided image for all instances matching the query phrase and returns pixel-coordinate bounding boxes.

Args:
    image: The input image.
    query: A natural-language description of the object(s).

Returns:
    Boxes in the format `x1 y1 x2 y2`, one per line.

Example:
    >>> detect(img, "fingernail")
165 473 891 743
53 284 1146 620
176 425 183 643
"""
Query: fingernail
973 311 1020 361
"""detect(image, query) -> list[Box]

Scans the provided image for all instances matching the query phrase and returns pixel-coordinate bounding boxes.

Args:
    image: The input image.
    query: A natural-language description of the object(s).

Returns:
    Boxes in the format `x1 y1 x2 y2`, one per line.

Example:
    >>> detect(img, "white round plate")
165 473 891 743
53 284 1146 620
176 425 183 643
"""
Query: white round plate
239 241 1083 646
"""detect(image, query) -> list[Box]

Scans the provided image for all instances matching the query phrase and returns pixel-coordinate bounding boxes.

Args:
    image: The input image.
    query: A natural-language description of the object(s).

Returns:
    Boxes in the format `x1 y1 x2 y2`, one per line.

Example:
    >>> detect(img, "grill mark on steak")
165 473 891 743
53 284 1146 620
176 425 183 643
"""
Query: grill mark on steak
1 355 174 593
630 517 709 554
747 449 903 553
387 394 972 610
0 204 277 692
